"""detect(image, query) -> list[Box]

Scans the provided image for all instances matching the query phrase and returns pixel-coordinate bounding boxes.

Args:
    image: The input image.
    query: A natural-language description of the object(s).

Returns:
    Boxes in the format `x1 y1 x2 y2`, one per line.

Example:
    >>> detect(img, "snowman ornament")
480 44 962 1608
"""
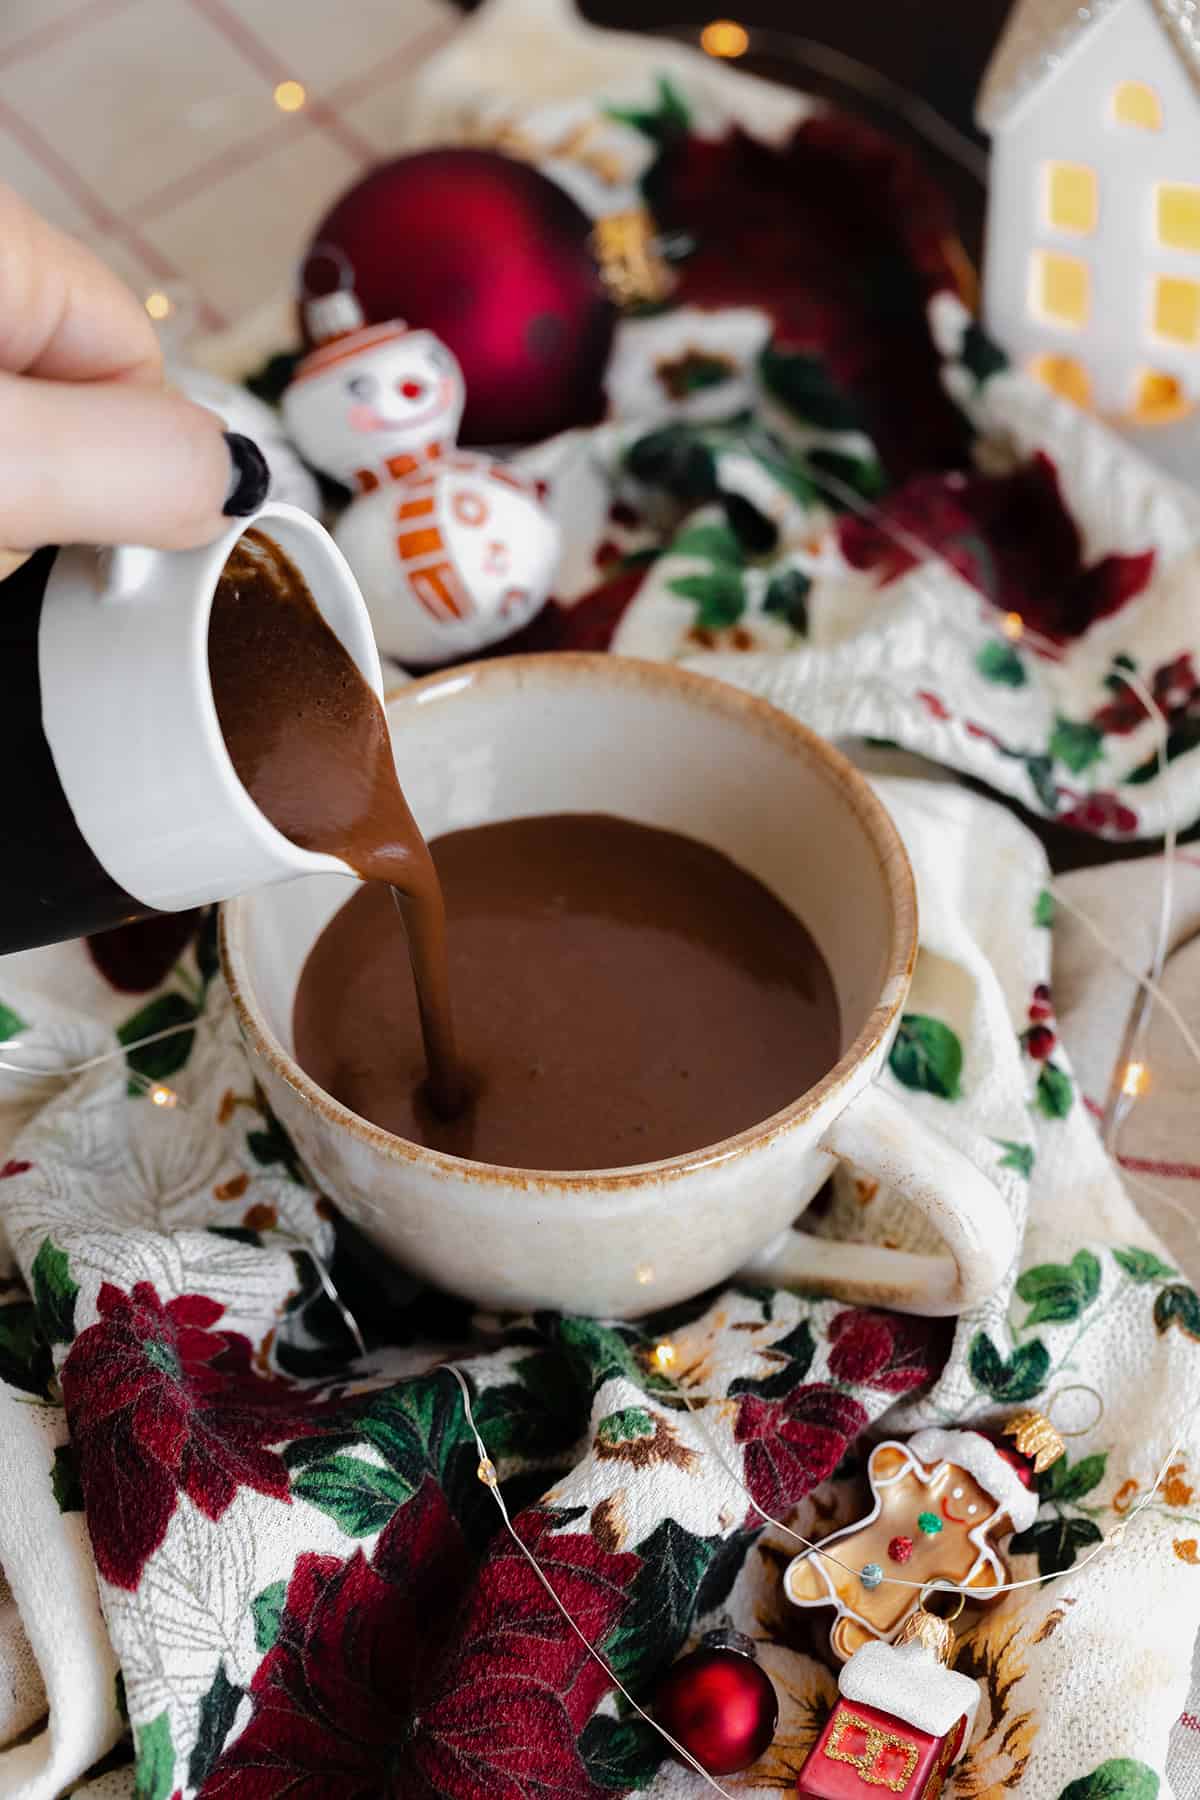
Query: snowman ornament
283 304 559 665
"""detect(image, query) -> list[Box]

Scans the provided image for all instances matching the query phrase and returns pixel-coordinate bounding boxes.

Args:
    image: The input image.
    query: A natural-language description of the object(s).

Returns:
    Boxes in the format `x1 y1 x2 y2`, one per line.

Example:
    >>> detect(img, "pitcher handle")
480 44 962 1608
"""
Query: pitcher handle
738 1083 1015 1316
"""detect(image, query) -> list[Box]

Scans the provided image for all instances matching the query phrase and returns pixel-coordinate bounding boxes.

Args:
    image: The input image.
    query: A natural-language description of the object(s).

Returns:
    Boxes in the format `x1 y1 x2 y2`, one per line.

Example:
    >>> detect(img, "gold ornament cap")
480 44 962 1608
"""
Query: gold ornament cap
590 209 677 309
1002 1410 1065 1474
896 1607 955 1667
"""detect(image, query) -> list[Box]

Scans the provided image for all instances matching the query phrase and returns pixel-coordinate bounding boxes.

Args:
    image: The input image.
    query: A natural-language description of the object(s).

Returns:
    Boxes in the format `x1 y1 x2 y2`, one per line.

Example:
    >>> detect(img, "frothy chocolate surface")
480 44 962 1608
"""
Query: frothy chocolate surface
293 814 841 1171
208 532 459 1110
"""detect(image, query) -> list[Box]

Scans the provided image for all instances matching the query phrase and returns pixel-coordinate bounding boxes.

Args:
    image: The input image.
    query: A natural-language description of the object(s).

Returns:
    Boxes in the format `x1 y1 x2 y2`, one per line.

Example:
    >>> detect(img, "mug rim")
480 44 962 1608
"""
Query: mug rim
220 651 918 1191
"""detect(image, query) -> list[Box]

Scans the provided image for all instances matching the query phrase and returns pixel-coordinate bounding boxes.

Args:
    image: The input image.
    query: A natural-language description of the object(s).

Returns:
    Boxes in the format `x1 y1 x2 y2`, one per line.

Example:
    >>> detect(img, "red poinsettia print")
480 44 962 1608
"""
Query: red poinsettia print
62 1282 335 1589
735 1384 868 1522
1056 790 1139 835
203 1493 638 1799
839 453 1155 645
0 1161 30 1180
1092 652 1200 735
203 1477 465 1798
826 1309 950 1393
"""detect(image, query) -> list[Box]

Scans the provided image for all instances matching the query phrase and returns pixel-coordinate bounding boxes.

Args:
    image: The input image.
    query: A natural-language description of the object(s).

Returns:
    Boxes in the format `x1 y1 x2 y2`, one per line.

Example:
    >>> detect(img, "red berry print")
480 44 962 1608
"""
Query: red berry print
1025 1023 1056 1060
0 1160 30 1180
888 1535 914 1564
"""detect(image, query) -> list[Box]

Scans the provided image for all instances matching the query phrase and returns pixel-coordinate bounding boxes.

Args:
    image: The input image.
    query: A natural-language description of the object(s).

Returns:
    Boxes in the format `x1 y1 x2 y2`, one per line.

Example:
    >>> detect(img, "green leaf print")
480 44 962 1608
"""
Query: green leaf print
188 1661 243 1789
597 1407 656 1450
960 320 1009 386
1049 716 1105 774
729 1318 815 1401
1040 1449 1107 1504
975 641 1027 687
291 1454 412 1537
1009 1513 1103 1577
1058 1759 1160 1800
554 1316 660 1395
758 344 864 433
1034 888 1055 928
1015 1250 1101 1327
968 1331 1050 1403
1035 1062 1074 1119
607 76 691 146
31 1237 78 1345
251 1580 287 1653
762 567 811 634
1113 1247 1176 1283
1127 714 1200 785
470 1352 585 1461
1024 754 1060 814
669 521 743 565
603 1518 717 1693
667 567 746 629
118 990 199 1093
133 1710 175 1800
1153 1283 1200 1342
51 1444 83 1512
992 1139 1035 1178
580 1713 664 1789
0 1002 28 1042
246 1107 306 1183
626 422 719 502
0 1301 53 1399
888 1014 963 1100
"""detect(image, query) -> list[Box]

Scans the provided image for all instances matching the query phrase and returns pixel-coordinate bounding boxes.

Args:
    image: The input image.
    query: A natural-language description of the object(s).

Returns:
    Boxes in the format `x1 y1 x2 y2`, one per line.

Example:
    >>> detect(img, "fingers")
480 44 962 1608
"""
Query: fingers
0 182 162 384
0 371 269 552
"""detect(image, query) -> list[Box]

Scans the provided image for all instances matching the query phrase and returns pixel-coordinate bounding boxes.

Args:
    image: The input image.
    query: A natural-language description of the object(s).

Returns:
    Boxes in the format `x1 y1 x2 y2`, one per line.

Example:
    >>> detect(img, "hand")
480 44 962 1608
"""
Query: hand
0 184 268 579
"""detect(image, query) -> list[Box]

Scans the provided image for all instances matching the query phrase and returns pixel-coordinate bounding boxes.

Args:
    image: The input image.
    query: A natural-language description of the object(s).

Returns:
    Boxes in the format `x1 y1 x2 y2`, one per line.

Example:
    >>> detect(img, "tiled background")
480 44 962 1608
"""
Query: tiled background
0 0 459 331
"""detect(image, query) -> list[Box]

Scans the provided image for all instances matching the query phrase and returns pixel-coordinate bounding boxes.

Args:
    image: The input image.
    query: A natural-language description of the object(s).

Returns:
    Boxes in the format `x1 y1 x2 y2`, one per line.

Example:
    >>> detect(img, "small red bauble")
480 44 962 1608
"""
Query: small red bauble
887 1534 914 1563
302 149 616 446
654 1629 778 1776
1025 1023 1056 1060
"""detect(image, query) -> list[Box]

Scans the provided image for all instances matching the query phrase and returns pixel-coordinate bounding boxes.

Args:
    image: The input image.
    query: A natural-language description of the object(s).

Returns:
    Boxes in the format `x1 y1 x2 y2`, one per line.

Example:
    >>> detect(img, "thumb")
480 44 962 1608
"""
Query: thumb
0 370 269 556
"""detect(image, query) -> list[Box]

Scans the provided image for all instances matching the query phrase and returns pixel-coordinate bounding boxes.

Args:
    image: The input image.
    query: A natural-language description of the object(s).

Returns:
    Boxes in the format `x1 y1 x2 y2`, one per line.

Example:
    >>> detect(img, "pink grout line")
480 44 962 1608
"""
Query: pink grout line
324 16 463 110
0 0 139 72
0 93 227 330
183 0 375 166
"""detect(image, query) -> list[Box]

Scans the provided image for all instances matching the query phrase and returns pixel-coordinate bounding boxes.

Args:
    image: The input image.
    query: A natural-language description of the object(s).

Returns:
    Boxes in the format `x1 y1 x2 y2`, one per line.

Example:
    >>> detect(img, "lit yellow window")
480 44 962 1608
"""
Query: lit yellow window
1030 250 1090 326
1113 81 1162 128
1153 275 1200 342
1133 369 1190 420
1030 354 1092 408
1157 184 1200 250
1045 162 1097 235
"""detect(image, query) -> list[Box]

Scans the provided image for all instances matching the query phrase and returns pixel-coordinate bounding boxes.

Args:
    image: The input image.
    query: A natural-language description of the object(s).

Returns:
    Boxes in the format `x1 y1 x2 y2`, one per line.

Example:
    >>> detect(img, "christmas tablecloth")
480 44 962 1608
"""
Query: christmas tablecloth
3 1 1200 1795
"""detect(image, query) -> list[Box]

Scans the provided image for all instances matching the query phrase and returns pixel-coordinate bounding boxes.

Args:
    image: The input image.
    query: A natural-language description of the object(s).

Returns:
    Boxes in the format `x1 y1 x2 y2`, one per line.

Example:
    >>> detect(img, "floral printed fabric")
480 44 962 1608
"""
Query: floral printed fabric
0 773 1196 1800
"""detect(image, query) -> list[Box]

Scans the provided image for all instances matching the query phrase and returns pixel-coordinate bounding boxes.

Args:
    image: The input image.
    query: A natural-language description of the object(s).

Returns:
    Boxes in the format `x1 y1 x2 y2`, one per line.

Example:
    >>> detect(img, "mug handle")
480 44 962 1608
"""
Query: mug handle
737 1083 1015 1317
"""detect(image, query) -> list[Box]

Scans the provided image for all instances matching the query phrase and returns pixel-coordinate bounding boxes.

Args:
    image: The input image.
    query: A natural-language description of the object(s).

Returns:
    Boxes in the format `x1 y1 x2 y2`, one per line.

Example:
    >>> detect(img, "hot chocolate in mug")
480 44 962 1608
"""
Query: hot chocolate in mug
1 504 383 954
222 653 1017 1321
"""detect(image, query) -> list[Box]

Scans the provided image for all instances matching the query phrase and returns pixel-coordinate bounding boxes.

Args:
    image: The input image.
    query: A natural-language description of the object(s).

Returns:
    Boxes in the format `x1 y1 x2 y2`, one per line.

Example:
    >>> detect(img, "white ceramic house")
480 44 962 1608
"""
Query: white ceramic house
980 0 1200 425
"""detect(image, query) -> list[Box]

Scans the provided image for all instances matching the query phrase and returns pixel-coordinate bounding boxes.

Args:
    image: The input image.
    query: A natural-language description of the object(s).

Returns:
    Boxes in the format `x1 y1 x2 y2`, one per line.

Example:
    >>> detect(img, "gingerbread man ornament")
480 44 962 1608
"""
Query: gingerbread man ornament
785 1416 1061 1660
283 296 558 665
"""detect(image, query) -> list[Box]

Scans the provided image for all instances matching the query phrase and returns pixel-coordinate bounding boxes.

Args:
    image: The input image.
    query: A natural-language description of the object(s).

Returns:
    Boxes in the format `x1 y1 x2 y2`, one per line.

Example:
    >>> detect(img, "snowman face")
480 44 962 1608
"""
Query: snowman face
283 326 466 482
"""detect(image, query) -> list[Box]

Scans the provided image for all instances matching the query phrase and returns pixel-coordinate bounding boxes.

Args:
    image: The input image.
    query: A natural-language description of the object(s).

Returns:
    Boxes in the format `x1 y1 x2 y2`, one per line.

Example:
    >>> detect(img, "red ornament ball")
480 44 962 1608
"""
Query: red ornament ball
1025 1023 1056 1060
654 1632 778 1776
302 148 616 446
887 1534 914 1563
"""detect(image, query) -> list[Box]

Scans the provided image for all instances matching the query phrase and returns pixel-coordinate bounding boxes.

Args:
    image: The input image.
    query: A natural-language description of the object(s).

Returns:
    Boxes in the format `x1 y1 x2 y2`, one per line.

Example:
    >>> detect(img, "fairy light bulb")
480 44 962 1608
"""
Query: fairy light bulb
1122 1060 1148 1097
1002 611 1025 640
701 19 750 57
144 291 172 321
149 1084 178 1109
273 79 306 112
654 1340 677 1371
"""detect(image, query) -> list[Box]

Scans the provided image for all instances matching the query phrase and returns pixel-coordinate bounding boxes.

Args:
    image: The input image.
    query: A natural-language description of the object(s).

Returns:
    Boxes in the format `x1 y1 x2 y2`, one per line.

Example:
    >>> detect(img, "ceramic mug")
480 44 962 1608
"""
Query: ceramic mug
3 501 383 954
221 654 1015 1320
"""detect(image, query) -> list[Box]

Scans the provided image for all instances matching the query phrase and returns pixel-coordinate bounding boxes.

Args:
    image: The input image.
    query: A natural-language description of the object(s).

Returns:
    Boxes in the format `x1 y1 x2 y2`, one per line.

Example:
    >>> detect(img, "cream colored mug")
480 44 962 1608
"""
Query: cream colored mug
221 654 1015 1320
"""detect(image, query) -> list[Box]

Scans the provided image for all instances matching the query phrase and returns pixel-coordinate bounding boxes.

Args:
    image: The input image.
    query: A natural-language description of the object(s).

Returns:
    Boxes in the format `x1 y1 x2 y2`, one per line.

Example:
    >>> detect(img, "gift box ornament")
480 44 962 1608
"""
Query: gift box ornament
784 1413 1064 1659
796 1605 980 1799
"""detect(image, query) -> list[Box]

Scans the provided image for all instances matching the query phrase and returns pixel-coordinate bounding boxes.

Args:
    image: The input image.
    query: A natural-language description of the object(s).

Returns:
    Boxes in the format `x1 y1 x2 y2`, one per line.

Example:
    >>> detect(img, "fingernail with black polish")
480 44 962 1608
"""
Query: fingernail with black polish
223 432 270 517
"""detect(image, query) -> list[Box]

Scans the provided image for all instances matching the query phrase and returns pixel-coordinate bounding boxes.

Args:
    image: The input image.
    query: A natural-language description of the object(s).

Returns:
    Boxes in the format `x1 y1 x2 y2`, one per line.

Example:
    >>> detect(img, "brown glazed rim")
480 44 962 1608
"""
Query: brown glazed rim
220 652 918 1192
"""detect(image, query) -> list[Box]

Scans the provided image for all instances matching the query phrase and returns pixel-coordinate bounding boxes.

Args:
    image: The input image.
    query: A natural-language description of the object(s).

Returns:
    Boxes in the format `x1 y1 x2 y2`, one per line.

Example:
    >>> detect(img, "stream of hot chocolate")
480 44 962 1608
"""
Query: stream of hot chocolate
207 531 462 1114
